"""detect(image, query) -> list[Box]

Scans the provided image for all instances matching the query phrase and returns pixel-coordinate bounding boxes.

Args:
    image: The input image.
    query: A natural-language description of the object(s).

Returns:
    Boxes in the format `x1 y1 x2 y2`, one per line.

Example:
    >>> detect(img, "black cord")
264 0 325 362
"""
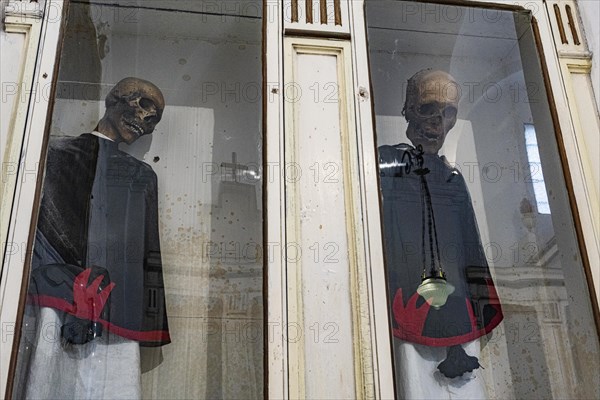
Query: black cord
407 145 444 279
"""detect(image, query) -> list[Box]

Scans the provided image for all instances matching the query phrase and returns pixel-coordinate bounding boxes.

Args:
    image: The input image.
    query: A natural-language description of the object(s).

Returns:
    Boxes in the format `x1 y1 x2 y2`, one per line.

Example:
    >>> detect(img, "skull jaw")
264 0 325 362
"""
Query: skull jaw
97 108 155 145
119 118 145 144
407 122 448 154
119 113 157 144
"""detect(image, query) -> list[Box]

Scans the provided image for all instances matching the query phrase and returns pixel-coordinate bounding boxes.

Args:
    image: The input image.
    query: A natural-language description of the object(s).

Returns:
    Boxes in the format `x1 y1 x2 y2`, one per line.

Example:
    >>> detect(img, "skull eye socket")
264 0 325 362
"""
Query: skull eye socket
416 103 457 120
139 98 155 111
442 106 457 120
417 103 438 117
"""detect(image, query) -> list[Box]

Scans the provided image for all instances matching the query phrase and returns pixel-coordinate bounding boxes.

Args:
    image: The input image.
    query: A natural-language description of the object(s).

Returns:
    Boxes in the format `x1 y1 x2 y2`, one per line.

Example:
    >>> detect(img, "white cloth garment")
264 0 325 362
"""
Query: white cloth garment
394 338 487 400
22 307 142 400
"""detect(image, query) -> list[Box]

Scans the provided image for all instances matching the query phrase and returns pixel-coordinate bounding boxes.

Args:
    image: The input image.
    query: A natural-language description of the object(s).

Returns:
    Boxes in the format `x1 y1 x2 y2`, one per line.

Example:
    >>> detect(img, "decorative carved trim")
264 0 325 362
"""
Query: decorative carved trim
553 4 568 45
546 1 585 55
333 0 341 26
558 50 592 60
291 0 298 22
565 58 592 75
284 0 350 37
319 0 327 24
565 5 580 46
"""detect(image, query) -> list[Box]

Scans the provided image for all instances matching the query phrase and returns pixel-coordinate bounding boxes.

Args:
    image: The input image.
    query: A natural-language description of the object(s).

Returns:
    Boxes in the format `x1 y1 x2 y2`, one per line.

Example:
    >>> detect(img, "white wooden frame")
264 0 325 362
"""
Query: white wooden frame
283 37 370 399
348 2 396 398
1 1 44 270
0 0 66 396
537 0 600 304
346 0 600 397
264 1 288 399
1 0 598 398
546 0 600 302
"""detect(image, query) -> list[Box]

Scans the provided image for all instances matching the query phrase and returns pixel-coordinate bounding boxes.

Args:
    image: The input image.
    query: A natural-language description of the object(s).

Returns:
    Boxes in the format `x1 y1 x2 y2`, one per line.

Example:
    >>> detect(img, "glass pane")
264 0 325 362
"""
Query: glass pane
365 1 600 398
12 1 264 398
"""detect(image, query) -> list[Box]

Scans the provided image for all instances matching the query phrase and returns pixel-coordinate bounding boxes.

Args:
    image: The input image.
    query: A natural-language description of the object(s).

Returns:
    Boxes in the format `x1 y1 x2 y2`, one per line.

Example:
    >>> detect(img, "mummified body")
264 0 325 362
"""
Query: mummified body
378 70 503 393
30 77 170 344
14 78 169 399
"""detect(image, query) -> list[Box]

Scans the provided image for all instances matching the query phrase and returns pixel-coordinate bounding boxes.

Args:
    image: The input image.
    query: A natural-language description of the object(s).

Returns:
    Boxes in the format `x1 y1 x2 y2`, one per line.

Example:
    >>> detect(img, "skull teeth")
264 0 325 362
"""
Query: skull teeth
124 121 143 136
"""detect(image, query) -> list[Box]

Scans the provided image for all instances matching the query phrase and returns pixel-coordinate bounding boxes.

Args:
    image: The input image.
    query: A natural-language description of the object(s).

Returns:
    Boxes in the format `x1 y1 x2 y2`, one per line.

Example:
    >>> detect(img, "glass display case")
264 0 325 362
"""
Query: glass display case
1 1 598 399
365 1 599 398
10 1 264 398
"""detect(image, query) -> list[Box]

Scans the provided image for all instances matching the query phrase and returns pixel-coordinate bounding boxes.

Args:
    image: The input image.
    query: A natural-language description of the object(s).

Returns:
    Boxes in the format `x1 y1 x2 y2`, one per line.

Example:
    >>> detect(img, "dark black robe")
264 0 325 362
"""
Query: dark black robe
28 134 170 346
379 144 502 346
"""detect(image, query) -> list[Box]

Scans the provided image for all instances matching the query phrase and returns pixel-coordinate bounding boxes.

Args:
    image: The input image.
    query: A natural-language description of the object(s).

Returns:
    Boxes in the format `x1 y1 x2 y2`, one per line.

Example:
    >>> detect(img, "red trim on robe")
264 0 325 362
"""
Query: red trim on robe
392 278 503 347
29 295 171 344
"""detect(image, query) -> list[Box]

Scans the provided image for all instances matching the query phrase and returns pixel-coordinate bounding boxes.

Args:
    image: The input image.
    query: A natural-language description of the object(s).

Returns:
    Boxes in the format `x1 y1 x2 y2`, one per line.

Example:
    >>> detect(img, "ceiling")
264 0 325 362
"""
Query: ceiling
366 0 531 61
86 0 261 43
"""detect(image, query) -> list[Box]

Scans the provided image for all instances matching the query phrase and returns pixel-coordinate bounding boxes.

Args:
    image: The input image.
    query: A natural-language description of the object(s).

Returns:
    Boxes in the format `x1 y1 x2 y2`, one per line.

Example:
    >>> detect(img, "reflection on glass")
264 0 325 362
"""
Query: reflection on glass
12 1 264 399
366 1 600 399
524 124 550 214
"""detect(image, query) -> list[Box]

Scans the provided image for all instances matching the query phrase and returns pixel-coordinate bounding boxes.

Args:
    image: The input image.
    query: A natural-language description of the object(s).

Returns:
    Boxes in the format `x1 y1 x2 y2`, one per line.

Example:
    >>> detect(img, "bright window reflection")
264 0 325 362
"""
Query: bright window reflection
524 124 550 214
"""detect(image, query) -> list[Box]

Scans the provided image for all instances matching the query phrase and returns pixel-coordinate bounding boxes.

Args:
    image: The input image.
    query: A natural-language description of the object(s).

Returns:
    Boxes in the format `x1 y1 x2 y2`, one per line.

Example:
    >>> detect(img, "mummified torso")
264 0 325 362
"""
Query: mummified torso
378 145 503 346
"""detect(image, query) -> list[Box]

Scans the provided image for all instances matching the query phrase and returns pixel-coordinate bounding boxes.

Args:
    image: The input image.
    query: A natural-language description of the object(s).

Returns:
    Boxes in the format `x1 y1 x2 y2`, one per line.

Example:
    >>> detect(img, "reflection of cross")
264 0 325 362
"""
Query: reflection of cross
221 152 248 182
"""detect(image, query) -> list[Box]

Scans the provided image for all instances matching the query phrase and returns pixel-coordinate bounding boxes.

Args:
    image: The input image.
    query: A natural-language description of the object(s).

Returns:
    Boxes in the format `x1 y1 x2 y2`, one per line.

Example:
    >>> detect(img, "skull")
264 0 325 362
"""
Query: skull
99 77 165 144
402 70 460 154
